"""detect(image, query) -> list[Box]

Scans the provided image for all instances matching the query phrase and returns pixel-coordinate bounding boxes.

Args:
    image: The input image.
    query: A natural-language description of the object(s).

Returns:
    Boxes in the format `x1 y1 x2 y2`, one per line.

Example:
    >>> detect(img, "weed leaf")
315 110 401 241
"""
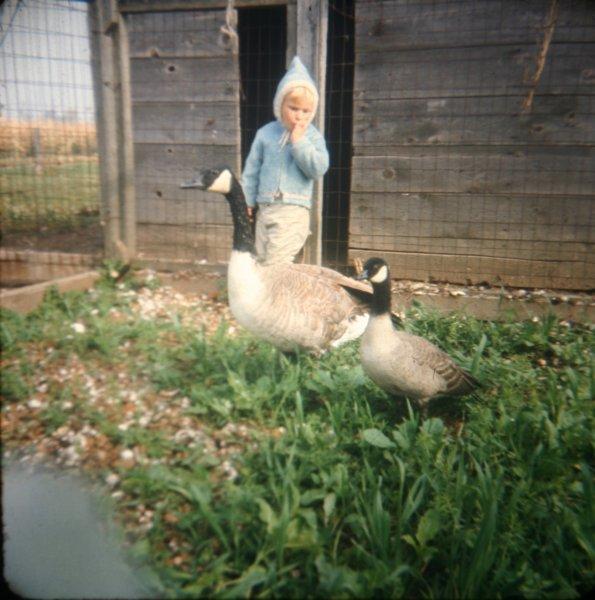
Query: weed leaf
362 428 396 449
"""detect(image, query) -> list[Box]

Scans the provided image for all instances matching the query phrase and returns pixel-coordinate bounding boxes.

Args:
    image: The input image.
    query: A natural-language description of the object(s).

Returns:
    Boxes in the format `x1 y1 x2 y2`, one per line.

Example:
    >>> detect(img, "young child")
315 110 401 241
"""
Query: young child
241 56 329 265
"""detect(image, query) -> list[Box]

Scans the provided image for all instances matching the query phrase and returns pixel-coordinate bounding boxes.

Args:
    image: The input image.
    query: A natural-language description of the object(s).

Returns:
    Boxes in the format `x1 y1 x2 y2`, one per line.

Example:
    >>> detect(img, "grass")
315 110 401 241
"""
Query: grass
1 270 593 598
0 157 100 233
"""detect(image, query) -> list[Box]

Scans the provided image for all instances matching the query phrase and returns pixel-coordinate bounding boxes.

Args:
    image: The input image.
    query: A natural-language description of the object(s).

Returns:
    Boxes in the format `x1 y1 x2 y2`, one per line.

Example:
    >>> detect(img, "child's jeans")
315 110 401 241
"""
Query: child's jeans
255 203 310 265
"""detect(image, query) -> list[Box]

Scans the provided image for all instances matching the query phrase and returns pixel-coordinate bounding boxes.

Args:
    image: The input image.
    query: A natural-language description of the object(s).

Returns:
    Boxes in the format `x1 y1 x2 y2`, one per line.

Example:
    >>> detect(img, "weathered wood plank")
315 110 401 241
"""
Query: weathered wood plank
355 0 595 51
349 232 592 263
91 1 120 258
137 223 232 263
132 102 237 144
354 95 595 146
354 43 595 100
133 141 237 178
119 15 137 256
133 142 236 225
350 193 594 243
297 0 328 265
350 147 595 195
120 0 289 12
130 56 239 102
136 183 230 225
127 10 230 58
348 249 595 290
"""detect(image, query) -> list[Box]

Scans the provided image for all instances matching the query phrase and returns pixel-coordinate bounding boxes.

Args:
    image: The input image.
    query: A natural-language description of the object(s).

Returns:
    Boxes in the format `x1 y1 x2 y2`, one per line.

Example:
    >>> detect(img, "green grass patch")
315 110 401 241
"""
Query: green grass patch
0 158 100 232
1 276 593 598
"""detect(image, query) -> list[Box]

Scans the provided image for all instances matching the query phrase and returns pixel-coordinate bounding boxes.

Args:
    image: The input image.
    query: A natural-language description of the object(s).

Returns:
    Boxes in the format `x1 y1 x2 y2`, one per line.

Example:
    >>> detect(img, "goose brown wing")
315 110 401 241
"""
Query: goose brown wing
265 263 368 345
407 333 478 397
290 263 374 298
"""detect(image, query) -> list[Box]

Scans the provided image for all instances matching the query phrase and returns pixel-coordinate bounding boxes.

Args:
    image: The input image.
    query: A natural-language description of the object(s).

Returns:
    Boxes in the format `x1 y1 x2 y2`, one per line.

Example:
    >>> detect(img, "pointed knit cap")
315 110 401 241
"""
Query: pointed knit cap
273 56 319 123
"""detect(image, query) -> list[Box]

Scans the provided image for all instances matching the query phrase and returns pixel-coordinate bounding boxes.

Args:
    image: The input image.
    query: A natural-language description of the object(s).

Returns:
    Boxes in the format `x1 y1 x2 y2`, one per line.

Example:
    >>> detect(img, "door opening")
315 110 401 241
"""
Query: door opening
238 6 287 167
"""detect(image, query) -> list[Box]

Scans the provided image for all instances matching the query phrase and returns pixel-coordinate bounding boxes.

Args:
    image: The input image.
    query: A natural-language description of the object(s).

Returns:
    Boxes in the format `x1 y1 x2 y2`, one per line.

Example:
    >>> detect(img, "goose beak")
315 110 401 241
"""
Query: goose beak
355 269 369 281
180 175 206 190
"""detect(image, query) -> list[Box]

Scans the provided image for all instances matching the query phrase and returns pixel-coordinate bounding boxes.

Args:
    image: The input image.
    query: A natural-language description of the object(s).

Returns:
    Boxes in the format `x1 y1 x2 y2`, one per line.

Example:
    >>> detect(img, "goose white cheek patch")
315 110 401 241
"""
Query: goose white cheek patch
210 170 232 194
370 265 388 284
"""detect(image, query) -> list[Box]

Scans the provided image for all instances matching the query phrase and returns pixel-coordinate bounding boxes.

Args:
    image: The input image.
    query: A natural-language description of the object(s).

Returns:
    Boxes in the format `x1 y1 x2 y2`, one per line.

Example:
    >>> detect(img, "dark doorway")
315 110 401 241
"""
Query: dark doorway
323 0 354 270
238 6 287 167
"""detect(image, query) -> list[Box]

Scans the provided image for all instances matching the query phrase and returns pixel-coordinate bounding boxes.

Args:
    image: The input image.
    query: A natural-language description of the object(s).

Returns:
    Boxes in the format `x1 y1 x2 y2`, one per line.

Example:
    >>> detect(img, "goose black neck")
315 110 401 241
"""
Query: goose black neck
370 278 392 316
226 177 255 254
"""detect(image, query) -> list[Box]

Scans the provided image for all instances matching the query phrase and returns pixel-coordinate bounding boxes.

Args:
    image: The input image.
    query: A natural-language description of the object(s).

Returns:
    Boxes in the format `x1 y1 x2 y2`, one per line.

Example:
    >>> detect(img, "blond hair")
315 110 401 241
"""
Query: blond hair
282 86 316 106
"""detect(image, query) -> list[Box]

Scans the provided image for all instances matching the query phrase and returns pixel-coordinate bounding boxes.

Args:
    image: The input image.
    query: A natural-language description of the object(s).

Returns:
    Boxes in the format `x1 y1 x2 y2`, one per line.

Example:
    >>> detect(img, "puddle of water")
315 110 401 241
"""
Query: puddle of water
2 463 158 599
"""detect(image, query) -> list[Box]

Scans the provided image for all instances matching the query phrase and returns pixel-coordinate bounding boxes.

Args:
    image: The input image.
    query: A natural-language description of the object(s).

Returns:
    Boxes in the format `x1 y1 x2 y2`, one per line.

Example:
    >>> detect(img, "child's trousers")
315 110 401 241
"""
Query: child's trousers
255 203 310 265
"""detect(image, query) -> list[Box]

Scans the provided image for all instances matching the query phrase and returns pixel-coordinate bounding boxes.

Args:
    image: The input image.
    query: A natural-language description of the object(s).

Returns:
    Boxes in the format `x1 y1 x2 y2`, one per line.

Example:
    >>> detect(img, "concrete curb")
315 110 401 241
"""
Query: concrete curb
0 271 101 314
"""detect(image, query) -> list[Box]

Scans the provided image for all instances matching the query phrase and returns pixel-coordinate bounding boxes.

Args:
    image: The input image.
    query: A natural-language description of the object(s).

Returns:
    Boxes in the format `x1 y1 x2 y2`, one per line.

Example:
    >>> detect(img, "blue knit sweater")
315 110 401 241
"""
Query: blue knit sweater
241 120 329 210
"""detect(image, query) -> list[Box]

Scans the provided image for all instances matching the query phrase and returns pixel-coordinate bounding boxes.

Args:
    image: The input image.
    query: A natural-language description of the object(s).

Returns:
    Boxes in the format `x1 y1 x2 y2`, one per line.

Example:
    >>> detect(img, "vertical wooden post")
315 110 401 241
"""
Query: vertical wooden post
286 0 297 67
89 0 135 261
90 0 118 258
117 14 136 257
297 0 328 266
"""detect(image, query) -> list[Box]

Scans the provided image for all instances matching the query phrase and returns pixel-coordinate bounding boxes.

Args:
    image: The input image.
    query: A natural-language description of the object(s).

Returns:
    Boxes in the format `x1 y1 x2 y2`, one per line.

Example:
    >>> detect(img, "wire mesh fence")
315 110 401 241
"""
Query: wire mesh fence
349 0 594 290
0 0 101 255
1 0 593 291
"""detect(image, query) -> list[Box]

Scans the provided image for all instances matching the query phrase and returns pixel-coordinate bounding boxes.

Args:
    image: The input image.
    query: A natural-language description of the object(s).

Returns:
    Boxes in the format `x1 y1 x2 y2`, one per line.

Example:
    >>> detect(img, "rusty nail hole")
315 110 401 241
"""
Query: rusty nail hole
168 65 176 72
156 190 162 198
383 168 396 180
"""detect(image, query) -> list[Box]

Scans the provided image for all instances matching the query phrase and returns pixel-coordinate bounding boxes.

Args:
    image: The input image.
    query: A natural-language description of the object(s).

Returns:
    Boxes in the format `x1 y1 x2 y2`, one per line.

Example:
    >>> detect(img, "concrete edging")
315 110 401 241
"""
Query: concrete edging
0 271 101 314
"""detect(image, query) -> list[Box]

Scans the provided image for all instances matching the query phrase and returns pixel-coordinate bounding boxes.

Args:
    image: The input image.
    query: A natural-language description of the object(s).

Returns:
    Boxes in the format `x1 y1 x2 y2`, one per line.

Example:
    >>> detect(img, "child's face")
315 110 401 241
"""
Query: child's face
281 93 314 130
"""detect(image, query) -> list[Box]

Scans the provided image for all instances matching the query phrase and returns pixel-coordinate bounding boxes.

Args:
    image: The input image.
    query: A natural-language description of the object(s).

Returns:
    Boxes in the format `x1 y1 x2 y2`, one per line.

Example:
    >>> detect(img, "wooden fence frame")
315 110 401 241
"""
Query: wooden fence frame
92 0 327 265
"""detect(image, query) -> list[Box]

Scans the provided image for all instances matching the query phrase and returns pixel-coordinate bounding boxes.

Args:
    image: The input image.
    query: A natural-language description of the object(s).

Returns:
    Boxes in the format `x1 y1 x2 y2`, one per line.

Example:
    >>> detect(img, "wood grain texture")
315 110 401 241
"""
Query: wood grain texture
137 223 232 263
132 102 238 145
133 143 236 224
355 0 595 51
127 10 230 58
348 249 595 290
352 0 595 290
354 95 595 146
130 57 239 103
350 147 595 195
354 43 595 101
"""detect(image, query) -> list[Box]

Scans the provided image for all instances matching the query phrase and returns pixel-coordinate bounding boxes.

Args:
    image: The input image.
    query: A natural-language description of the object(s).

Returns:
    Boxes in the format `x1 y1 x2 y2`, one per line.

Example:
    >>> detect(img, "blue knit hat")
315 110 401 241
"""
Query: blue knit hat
273 56 319 123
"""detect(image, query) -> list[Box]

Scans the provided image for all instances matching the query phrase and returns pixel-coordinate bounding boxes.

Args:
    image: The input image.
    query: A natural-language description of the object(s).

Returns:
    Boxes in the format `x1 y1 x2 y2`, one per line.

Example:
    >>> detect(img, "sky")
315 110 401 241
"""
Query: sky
0 0 95 121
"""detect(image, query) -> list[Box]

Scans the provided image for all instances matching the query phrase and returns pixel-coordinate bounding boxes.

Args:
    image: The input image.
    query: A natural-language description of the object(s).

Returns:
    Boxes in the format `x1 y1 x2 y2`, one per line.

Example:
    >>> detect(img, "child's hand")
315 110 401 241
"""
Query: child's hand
290 121 307 143
247 206 254 222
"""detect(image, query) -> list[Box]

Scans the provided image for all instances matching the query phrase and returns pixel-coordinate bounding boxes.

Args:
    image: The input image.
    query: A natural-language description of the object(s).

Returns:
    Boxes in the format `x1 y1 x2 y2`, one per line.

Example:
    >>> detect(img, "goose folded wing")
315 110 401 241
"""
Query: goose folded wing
265 265 368 337
409 335 478 396
290 263 374 298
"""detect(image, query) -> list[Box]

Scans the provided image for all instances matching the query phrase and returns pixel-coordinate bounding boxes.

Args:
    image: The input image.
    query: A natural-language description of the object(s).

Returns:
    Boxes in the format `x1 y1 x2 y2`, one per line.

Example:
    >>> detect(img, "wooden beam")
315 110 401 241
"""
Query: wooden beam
91 0 120 259
117 14 136 257
297 0 328 266
91 3 138 261
118 0 289 13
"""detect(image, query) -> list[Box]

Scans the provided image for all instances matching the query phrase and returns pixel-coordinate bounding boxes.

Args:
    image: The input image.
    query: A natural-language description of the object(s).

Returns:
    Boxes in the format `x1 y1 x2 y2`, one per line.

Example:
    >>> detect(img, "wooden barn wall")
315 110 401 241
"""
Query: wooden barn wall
126 9 240 262
350 0 595 290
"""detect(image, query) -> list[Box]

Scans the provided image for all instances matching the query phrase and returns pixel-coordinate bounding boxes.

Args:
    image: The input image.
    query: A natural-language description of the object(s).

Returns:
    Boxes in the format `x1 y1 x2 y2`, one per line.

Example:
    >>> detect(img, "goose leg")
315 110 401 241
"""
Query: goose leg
418 398 430 420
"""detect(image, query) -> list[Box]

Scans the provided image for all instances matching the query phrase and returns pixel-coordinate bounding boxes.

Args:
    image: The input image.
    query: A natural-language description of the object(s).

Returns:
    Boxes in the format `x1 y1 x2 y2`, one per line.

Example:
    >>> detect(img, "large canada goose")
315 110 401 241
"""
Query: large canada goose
357 257 479 414
180 166 383 354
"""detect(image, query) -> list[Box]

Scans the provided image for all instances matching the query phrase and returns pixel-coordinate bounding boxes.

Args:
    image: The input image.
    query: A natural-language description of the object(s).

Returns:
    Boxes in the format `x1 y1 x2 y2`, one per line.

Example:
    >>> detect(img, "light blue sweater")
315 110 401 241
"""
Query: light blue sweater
241 56 329 210
241 120 329 209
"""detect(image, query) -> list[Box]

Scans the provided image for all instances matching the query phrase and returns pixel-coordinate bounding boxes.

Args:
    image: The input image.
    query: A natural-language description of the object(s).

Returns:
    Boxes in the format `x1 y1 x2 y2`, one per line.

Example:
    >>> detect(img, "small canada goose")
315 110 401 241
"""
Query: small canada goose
357 257 479 414
180 166 381 354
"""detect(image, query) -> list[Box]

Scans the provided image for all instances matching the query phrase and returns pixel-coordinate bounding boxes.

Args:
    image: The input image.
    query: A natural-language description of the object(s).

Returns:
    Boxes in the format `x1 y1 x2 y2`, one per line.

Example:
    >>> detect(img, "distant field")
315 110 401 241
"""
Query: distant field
0 119 100 237
0 118 97 158
0 158 100 233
